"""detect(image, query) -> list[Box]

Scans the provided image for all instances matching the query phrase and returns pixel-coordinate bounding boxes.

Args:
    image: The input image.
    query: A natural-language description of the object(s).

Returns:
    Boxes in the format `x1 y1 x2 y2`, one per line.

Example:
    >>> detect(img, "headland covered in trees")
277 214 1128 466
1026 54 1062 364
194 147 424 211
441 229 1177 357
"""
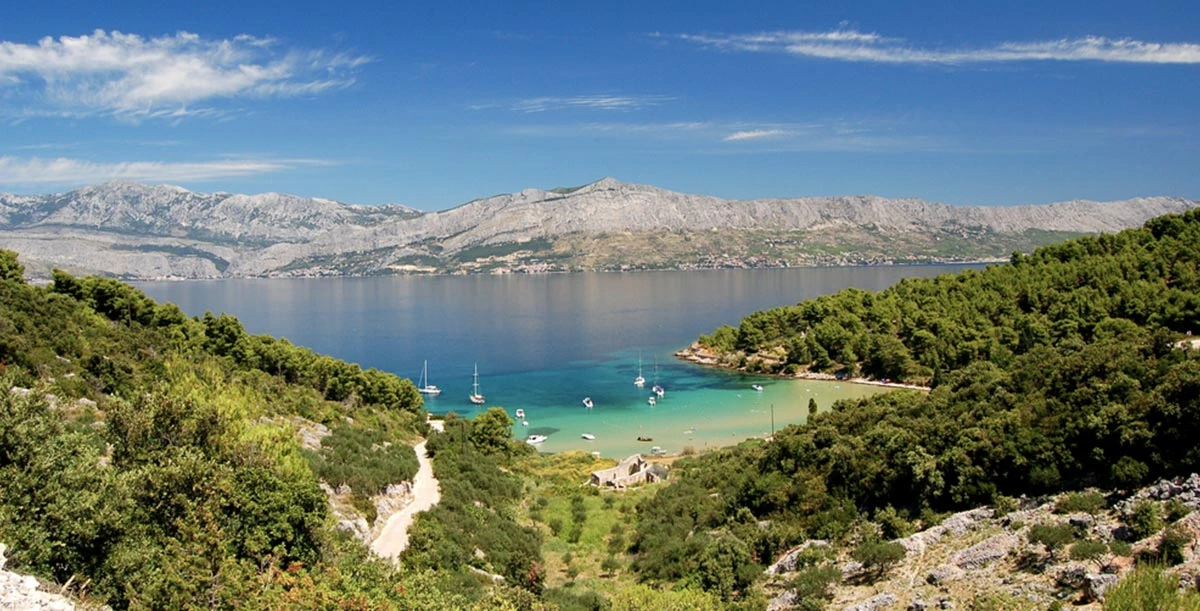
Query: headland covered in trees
0 207 1198 609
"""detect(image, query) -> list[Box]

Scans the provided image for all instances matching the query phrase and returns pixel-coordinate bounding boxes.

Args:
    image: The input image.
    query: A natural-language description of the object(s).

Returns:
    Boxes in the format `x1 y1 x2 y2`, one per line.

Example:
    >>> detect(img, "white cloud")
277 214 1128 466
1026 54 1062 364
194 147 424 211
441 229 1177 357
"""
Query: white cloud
0 30 371 118
509 95 674 113
503 120 942 152
0 156 335 186
677 29 1200 65
723 129 788 141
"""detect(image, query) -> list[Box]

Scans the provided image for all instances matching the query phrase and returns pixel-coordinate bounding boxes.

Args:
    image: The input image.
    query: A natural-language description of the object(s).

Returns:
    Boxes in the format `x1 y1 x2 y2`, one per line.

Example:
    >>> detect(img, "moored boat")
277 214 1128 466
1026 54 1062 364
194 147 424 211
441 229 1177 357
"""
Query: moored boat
469 363 485 404
417 360 441 396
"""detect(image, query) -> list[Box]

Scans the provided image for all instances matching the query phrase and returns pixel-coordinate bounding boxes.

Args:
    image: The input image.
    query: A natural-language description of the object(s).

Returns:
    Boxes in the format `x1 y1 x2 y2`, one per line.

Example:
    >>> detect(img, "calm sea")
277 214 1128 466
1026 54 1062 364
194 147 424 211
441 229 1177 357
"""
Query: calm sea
136 266 975 456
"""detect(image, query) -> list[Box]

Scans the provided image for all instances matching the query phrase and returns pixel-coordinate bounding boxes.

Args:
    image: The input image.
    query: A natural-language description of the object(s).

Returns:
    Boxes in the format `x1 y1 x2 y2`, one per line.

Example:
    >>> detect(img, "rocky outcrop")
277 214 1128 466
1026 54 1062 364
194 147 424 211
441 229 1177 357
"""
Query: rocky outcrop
894 508 992 556
1 180 1194 279
1085 573 1119 601
0 544 81 611
950 533 1019 570
843 593 897 611
766 540 830 575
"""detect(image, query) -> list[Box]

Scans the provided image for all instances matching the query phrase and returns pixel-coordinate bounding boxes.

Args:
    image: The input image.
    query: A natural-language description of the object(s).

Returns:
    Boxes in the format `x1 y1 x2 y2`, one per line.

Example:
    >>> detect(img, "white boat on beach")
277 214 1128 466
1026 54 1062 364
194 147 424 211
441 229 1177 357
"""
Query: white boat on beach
581 433 596 440
526 434 547 445
582 397 594 409
469 363 485 404
417 360 441 396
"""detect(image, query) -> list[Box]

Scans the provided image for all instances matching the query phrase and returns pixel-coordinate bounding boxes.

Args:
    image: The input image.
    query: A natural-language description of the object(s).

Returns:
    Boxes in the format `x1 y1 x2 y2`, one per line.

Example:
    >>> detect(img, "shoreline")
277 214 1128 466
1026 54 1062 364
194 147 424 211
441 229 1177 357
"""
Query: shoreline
673 343 932 392
114 261 993 283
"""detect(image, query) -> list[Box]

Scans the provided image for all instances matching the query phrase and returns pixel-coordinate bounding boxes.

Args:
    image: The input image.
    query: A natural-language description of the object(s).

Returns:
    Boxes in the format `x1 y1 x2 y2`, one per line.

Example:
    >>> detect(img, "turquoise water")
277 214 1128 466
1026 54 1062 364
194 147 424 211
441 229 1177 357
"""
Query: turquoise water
136 266 973 456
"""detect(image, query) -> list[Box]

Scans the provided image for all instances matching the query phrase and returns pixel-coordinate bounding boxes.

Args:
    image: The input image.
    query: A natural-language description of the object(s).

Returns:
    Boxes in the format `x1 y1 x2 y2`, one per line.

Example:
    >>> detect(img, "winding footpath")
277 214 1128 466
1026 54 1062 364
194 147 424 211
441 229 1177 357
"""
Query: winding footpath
370 421 443 560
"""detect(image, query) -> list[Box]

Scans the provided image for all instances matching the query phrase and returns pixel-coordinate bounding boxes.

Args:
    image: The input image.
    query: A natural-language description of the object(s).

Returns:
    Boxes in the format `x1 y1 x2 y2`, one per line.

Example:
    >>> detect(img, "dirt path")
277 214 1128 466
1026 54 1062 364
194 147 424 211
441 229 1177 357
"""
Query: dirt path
370 421 443 560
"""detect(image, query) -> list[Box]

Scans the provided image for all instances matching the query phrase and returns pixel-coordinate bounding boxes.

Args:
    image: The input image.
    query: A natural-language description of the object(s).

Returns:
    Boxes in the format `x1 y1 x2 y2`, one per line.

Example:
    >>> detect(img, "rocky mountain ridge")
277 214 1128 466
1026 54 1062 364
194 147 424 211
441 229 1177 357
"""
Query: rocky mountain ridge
0 179 1195 279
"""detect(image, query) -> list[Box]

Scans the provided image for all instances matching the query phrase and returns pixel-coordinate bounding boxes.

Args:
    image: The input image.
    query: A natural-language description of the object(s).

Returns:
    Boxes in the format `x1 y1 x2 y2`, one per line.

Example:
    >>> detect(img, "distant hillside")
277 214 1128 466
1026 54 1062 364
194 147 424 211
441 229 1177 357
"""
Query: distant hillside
0 178 1195 279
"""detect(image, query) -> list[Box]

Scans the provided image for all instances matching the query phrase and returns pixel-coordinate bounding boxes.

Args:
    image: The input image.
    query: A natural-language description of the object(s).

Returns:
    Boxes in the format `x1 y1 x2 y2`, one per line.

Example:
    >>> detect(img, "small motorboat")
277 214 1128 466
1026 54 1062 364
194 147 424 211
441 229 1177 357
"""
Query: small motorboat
648 396 656 406
582 397 594 409
752 384 764 392
515 408 525 419
526 434 547 445
581 433 596 440
636 435 653 442
522 420 529 426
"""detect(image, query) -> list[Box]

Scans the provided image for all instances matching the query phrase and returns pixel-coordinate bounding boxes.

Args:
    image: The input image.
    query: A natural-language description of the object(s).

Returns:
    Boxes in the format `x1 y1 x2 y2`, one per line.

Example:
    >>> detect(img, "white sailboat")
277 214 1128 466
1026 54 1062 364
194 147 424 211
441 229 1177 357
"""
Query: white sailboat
417 360 441 396
634 352 645 387
648 396 656 406
582 397 594 409
651 358 665 398
469 363 485 404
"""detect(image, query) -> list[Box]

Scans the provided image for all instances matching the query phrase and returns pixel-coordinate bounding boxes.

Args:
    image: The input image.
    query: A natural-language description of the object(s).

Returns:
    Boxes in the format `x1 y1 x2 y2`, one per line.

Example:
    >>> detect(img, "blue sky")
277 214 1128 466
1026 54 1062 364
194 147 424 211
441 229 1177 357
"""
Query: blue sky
1 0 1197 208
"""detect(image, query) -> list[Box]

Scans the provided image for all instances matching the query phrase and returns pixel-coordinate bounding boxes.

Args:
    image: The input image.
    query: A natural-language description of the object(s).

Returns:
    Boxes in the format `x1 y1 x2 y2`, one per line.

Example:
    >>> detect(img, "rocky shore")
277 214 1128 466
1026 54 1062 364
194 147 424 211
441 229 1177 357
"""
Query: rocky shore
674 343 932 392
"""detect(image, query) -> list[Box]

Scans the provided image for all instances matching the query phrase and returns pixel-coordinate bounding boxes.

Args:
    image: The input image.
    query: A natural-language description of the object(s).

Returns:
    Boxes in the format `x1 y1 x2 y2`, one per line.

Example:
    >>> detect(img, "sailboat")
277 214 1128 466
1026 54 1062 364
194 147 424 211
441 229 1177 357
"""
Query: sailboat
469 363 485 404
582 397 594 409
633 352 645 387
651 358 665 398
417 360 441 396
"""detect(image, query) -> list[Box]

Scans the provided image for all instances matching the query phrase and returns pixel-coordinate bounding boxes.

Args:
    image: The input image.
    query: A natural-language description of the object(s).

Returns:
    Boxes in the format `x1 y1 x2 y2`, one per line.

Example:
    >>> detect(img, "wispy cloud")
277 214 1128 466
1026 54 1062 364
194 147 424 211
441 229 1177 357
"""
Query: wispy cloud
0 156 336 186
473 94 674 113
0 30 372 120
676 29 1200 65
11 142 80 151
723 129 788 141
504 120 943 152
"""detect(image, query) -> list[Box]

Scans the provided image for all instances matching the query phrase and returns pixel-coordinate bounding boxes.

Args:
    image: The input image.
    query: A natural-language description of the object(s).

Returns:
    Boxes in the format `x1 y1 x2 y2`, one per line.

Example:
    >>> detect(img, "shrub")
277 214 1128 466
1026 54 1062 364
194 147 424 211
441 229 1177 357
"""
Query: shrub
1165 498 1190 522
1055 491 1106 515
874 506 915 540
1127 500 1164 540
850 539 906 582
789 564 840 611
549 518 564 537
601 555 621 575
1069 539 1108 565
992 495 1018 517
1105 564 1200 611
1028 523 1076 555
1157 524 1194 566
1109 540 1133 557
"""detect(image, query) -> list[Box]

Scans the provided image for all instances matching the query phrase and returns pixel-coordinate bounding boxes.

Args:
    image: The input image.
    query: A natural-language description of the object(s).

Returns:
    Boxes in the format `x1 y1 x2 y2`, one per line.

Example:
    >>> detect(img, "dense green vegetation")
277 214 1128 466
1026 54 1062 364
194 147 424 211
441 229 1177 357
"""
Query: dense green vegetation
0 252 546 609
703 211 1198 384
403 408 545 593
628 209 1200 597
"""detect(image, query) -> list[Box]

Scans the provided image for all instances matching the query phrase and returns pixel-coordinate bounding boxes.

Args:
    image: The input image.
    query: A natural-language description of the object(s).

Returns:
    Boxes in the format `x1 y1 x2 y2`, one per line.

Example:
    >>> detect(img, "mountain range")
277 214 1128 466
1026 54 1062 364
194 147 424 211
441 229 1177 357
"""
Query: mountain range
0 178 1195 279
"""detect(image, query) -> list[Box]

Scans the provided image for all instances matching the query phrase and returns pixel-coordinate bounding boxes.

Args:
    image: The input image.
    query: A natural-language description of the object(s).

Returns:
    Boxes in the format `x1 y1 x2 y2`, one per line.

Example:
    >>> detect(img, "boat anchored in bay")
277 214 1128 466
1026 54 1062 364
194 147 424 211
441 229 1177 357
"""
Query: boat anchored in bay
417 360 441 396
469 363 485 405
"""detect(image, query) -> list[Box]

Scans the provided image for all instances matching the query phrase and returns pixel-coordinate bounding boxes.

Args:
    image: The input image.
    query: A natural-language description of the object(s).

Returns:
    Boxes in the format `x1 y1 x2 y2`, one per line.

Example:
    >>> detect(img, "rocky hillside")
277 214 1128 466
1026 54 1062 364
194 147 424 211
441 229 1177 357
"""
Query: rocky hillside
1 179 1195 279
765 475 1200 610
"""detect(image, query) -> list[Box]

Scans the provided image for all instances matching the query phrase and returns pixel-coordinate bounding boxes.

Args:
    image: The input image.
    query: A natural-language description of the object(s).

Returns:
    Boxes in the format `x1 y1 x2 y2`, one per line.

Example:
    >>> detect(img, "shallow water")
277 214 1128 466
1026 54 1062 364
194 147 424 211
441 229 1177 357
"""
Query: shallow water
137 266 974 456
